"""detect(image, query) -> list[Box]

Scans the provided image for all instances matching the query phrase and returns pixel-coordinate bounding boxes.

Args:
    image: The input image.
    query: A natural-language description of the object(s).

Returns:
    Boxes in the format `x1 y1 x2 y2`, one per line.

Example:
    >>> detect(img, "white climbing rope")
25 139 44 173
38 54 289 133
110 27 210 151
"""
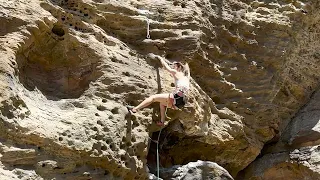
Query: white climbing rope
148 127 163 179
146 17 150 39
156 128 162 179
155 95 170 179
137 9 152 39
137 8 155 39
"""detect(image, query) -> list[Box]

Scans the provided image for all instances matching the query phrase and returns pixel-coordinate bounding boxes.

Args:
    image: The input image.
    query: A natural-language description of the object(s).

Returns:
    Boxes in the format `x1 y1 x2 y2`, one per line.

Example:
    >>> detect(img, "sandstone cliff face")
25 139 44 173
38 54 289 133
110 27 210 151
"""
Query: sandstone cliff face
0 0 319 179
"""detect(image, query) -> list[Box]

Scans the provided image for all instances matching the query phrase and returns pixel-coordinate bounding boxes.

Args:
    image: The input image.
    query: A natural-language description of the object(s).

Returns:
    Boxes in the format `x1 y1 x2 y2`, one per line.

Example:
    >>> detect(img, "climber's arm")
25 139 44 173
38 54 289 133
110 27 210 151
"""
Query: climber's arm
157 56 177 75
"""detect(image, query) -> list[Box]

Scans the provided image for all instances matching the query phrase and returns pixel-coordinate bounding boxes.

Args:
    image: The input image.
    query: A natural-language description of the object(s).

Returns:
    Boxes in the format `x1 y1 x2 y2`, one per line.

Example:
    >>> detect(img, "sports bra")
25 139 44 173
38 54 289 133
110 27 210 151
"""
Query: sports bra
175 77 189 92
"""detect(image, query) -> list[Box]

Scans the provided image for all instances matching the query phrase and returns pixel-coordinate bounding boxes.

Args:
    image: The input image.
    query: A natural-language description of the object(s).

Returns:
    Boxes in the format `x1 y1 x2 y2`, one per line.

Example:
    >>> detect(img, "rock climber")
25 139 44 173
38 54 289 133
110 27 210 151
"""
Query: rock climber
127 53 190 126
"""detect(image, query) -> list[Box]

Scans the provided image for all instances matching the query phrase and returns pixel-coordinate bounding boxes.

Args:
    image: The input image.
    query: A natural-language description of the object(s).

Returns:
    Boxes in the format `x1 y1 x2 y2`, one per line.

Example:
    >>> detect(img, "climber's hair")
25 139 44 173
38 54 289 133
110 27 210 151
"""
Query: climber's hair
173 62 190 79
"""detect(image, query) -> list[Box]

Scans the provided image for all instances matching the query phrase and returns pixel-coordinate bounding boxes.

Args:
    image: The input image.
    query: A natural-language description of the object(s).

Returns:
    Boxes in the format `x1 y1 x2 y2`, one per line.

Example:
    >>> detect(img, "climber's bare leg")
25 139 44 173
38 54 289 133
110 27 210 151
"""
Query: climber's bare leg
131 93 170 113
158 103 166 126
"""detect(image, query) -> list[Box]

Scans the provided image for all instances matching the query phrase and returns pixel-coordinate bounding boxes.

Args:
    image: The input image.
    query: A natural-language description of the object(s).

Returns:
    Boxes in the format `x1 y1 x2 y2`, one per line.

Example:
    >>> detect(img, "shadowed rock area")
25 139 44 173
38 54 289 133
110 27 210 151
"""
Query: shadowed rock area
0 0 320 179
16 23 102 99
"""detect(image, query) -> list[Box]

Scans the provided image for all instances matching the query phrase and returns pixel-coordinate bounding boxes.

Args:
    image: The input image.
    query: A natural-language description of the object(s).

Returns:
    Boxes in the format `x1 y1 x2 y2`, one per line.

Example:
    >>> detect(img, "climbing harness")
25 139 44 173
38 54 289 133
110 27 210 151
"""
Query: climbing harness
146 17 150 39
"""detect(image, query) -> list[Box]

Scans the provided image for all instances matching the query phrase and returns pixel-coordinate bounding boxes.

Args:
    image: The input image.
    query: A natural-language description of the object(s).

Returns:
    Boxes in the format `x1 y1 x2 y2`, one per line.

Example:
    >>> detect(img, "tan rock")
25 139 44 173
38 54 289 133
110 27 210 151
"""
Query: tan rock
0 0 319 179
280 89 320 147
240 146 320 180
159 160 234 180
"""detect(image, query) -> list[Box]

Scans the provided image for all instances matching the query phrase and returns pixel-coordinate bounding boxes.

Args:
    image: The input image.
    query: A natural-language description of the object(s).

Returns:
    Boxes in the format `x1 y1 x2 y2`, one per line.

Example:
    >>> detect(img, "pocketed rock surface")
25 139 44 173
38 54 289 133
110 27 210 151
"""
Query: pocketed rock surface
0 0 319 179
159 160 234 180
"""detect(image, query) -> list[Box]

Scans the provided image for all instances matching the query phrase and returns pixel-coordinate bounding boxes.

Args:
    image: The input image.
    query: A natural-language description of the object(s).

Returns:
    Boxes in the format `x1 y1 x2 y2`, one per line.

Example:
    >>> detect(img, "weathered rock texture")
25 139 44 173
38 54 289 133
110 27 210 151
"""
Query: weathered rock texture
0 0 319 179
239 146 320 180
159 160 234 180
235 0 320 179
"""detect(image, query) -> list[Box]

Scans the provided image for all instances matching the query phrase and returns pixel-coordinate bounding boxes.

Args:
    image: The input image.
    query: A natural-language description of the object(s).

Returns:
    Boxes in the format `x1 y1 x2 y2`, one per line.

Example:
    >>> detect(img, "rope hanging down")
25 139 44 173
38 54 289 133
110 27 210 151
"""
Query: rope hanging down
155 98 169 179
148 129 163 179
146 17 150 39
156 128 162 179
137 8 153 39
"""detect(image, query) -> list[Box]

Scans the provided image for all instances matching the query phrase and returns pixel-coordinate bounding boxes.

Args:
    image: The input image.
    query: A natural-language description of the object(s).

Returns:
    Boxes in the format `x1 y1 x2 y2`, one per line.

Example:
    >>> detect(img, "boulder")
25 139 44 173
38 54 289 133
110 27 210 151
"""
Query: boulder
160 160 233 180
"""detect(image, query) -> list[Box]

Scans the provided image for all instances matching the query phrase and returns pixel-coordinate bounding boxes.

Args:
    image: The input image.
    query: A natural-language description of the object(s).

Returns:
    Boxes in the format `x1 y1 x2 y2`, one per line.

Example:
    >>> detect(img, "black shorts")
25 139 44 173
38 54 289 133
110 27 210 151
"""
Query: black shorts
173 92 186 109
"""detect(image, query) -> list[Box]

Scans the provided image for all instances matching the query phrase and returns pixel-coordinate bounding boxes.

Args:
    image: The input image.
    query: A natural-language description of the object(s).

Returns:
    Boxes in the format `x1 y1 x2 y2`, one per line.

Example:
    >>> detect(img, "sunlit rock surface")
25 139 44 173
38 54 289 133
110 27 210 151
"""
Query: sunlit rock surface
0 0 319 179
159 160 234 180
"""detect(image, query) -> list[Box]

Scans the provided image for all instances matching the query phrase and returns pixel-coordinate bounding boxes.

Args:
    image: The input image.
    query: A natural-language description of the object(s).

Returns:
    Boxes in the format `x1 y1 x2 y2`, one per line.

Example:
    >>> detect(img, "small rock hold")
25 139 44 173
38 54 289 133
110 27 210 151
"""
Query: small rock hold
97 105 107 111
301 9 307 14
123 72 130 76
51 25 65 37
83 172 90 176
